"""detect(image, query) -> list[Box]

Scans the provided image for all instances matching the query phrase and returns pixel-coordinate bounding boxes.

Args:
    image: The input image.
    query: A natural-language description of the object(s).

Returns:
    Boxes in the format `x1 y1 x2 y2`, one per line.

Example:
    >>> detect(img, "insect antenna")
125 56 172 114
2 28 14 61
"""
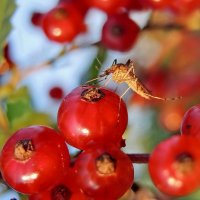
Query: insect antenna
112 59 117 65
125 59 131 66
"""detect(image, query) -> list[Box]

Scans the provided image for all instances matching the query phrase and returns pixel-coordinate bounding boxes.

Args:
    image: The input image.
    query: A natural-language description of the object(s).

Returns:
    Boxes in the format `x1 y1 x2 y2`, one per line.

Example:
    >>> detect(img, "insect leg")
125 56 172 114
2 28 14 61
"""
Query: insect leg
121 61 136 81
84 76 103 84
116 86 131 124
120 87 131 98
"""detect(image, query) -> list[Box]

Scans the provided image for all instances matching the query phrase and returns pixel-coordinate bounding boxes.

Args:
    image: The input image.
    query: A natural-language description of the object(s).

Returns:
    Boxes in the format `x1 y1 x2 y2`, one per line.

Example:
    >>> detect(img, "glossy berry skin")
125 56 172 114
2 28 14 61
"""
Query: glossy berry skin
181 104 200 138
139 0 170 9
101 13 140 52
149 135 200 196
29 185 71 200
42 3 86 43
70 192 92 200
29 168 77 200
0 125 70 194
73 144 134 199
57 86 128 150
82 0 132 14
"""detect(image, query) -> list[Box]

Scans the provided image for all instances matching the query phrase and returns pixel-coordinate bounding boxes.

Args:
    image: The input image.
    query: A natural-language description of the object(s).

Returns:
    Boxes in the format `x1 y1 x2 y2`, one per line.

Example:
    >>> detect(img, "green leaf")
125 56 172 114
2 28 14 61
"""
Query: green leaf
5 87 32 125
0 0 16 63
81 44 107 84
6 98 32 124
5 87 53 131
10 112 53 133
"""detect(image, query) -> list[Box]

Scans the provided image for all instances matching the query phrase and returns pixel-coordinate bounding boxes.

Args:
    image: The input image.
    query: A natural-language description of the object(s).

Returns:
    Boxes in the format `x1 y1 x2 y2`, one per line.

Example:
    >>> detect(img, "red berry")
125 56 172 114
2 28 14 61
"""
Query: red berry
129 0 144 10
82 0 132 14
0 125 70 194
70 192 91 200
149 135 200 196
29 184 72 200
101 13 140 51
57 86 128 150
31 12 44 27
181 104 200 138
73 144 134 199
139 0 171 10
42 3 86 43
29 167 77 199
49 86 64 100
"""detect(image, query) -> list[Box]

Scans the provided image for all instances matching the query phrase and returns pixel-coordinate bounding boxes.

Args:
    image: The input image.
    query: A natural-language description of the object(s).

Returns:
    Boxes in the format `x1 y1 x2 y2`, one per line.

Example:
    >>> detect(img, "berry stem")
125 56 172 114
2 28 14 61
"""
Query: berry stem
127 153 150 163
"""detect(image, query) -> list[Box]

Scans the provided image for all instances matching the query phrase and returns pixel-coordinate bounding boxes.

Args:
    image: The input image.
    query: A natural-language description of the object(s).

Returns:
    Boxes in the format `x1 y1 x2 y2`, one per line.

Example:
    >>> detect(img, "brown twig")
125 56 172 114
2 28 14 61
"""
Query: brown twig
127 153 150 164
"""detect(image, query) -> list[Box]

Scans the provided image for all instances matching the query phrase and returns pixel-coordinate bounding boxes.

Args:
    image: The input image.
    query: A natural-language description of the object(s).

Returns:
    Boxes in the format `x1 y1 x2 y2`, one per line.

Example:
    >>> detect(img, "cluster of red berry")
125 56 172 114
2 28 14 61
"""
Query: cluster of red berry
149 104 200 196
32 0 141 52
2 82 200 199
1 0 200 199
31 0 200 52
0 85 133 199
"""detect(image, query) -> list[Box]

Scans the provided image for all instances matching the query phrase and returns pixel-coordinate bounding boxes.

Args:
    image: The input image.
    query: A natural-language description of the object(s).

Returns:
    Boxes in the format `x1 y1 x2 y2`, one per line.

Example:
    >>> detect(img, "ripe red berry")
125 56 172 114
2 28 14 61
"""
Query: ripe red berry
49 86 64 100
181 104 200 138
42 3 86 43
29 184 72 200
101 13 140 51
0 125 70 194
82 0 132 14
57 86 128 150
149 135 200 196
73 144 134 199
31 12 44 27
70 192 91 200
139 0 170 10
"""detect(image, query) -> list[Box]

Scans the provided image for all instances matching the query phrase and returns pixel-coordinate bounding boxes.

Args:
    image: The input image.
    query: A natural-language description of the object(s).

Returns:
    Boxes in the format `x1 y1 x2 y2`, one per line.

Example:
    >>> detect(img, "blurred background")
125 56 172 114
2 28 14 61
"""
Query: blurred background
0 0 200 199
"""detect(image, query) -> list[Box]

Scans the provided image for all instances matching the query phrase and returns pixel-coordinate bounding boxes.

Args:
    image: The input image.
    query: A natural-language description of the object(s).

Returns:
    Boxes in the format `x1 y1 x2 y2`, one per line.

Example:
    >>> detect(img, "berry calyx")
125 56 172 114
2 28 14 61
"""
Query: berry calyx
96 153 116 175
51 184 71 200
174 152 194 176
14 139 34 161
81 87 105 102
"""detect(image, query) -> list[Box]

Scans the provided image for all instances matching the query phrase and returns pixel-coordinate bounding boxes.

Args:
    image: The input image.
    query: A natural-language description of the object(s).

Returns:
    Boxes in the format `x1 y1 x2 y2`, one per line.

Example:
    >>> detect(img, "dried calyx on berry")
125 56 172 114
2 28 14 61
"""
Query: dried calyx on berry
81 87 105 102
14 139 34 161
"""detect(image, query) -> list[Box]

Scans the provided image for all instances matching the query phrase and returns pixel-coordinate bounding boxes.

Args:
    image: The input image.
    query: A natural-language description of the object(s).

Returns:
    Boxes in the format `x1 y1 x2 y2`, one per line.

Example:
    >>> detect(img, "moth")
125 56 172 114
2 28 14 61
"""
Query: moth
88 59 181 101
